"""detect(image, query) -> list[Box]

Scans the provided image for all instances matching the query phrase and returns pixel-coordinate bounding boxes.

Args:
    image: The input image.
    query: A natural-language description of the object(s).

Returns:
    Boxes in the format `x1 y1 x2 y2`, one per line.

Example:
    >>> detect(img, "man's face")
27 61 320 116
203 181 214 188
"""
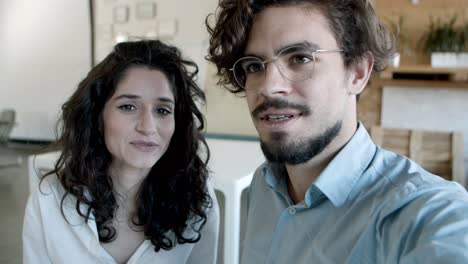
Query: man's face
244 5 354 164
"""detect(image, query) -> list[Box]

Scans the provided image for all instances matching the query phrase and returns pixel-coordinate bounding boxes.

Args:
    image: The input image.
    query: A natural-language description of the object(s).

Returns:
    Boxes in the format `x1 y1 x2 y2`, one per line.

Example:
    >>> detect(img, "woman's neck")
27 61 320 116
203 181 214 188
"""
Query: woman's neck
108 164 149 200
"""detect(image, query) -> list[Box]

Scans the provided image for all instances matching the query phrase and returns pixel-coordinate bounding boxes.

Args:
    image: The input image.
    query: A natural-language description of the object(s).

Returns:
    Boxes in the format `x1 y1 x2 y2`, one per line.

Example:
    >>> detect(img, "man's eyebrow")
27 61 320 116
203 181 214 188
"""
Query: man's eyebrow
243 41 321 59
273 41 320 55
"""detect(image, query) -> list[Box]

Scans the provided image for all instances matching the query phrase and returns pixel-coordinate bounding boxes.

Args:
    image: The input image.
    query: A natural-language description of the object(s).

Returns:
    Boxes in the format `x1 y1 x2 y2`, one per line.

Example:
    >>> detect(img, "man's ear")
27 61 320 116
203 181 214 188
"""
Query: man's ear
347 51 374 95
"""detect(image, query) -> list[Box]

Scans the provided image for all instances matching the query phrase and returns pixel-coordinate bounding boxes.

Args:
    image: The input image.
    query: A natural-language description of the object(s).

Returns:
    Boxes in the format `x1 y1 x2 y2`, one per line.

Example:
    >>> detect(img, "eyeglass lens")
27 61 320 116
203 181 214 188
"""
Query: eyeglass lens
233 45 316 89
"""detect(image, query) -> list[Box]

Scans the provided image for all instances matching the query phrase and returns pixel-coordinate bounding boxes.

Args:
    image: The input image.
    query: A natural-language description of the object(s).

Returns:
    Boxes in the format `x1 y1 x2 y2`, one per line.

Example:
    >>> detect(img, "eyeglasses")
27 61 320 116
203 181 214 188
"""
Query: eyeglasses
230 45 343 89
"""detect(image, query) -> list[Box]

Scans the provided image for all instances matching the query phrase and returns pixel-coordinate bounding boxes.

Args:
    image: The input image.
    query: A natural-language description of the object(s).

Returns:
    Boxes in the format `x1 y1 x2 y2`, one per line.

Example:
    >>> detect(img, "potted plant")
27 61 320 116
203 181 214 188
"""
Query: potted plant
420 15 468 67
385 15 411 67
460 22 468 65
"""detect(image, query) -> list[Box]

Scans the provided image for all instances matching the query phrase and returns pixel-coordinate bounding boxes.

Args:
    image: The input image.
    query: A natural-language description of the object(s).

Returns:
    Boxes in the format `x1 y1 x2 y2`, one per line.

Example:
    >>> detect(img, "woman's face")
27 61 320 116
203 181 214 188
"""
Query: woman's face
102 66 175 176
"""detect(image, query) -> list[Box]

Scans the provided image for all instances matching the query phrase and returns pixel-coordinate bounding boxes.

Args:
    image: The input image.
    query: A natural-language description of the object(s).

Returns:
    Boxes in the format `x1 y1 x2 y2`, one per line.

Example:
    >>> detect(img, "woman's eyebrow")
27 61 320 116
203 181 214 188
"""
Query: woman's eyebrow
114 94 140 100
157 97 175 105
114 94 174 105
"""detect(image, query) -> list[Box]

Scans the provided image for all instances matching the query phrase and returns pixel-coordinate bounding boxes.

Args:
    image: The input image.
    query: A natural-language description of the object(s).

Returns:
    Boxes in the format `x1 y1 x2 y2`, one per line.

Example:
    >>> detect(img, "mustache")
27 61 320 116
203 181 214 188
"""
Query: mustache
252 98 311 118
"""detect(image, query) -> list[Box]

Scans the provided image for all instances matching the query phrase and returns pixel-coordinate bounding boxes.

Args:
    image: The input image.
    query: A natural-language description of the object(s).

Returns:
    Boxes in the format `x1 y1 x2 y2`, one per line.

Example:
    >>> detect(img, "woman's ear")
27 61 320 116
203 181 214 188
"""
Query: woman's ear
347 51 374 95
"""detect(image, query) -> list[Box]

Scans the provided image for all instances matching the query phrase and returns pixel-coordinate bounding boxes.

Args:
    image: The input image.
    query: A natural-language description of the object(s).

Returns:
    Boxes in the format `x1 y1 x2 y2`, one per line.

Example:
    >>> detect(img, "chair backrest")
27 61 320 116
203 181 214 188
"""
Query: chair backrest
0 109 16 143
371 126 465 185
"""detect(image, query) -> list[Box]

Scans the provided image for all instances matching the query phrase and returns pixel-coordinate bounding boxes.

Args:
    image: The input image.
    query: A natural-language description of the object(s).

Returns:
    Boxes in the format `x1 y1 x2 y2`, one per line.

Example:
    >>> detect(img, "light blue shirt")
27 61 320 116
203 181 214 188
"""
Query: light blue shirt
241 124 468 264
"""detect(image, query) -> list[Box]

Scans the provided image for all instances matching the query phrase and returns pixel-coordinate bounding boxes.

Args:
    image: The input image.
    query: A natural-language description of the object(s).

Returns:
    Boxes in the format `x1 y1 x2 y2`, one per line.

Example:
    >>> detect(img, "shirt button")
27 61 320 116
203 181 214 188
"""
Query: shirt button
289 207 296 215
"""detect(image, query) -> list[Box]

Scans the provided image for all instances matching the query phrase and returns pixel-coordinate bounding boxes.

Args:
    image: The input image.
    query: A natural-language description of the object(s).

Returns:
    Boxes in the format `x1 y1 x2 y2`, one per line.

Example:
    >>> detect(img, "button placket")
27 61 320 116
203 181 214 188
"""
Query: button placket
288 207 296 215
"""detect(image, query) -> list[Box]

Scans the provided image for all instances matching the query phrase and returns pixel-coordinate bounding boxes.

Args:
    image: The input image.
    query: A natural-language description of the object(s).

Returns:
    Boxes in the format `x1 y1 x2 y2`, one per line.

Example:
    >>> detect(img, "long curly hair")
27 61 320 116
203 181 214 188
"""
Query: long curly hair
205 0 396 94
43 40 211 252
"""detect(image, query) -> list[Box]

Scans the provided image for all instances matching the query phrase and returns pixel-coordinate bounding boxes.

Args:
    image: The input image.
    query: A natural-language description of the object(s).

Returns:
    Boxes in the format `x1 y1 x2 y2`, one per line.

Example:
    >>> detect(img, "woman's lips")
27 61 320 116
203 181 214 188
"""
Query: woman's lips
130 140 159 152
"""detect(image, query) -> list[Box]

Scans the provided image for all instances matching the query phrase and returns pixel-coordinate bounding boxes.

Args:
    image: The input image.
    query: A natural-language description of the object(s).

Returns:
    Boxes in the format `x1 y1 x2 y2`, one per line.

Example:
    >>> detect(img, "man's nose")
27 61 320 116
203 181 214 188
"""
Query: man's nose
255 62 292 97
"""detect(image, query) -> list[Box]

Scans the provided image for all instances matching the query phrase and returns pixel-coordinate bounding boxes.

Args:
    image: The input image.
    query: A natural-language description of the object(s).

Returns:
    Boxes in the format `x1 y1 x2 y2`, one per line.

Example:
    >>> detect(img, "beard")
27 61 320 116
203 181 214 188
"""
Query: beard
260 120 342 165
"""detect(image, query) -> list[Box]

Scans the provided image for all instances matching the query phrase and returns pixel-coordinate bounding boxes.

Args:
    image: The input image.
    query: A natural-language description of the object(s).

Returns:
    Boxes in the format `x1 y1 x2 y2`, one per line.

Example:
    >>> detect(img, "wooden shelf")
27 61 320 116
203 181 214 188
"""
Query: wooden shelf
380 65 468 82
371 78 468 89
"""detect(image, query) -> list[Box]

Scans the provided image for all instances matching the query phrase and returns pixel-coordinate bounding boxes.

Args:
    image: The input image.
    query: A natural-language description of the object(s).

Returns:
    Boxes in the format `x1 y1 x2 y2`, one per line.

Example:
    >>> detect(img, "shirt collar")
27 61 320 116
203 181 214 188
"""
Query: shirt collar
313 123 376 207
261 123 376 207
263 163 281 187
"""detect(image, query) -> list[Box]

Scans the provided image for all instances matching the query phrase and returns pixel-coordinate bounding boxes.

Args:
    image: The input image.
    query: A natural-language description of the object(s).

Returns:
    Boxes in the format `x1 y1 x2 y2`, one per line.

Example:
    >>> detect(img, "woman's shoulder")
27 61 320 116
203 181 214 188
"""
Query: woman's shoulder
33 173 65 201
28 173 89 225
26 174 66 216
31 173 81 211
205 179 220 215
185 179 220 229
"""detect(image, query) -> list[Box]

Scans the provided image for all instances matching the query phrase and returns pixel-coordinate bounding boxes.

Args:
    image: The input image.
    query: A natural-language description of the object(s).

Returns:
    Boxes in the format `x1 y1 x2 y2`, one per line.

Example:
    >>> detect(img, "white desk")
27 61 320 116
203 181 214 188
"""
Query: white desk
28 138 265 264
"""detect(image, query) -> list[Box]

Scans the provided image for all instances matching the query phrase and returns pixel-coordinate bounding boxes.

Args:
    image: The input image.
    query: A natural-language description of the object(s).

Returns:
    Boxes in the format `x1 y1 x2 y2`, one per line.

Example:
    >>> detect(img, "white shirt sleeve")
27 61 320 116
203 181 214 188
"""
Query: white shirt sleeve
186 181 220 264
23 187 53 264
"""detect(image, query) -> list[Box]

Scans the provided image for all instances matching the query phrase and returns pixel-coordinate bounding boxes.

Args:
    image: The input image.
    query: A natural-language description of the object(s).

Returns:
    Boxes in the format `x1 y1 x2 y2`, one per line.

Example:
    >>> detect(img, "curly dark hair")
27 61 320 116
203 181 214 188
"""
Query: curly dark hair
205 0 396 94
42 39 211 252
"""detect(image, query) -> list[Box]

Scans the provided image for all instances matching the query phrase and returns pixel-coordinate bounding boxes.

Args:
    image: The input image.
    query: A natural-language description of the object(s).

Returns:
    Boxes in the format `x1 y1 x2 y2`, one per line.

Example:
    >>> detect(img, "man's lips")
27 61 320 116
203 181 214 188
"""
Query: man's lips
260 112 301 121
252 98 310 119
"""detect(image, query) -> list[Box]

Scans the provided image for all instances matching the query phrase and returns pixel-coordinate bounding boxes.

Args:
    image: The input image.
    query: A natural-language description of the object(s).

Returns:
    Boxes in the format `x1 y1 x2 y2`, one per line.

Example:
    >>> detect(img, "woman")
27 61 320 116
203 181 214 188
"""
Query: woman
23 40 219 263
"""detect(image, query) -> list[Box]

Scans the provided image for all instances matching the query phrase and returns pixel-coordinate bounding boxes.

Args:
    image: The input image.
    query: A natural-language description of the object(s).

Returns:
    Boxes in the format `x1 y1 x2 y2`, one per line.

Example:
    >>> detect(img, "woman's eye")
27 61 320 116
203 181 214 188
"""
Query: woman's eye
156 108 172 116
118 104 136 111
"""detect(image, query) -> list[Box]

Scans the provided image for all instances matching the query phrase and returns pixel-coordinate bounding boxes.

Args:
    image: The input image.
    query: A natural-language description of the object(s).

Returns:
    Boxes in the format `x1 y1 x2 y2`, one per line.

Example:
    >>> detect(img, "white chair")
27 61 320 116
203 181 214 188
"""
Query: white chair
205 138 264 264
28 151 60 193
28 138 265 264
0 108 16 144
0 108 23 168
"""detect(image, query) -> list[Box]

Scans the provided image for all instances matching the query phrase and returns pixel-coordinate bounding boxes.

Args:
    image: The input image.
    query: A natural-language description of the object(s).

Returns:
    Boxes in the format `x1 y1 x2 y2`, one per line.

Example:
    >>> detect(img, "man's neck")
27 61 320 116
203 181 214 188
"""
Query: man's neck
285 153 334 204
285 121 358 204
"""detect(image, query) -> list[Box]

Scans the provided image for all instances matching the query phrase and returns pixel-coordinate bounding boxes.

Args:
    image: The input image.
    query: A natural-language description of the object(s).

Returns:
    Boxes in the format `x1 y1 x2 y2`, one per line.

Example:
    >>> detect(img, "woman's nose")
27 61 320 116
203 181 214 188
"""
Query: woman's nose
136 109 157 135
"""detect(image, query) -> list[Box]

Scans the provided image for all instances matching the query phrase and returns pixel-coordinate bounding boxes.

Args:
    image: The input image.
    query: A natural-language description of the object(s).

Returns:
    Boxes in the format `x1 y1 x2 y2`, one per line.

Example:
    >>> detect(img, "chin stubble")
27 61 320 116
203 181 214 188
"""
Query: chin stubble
260 120 342 165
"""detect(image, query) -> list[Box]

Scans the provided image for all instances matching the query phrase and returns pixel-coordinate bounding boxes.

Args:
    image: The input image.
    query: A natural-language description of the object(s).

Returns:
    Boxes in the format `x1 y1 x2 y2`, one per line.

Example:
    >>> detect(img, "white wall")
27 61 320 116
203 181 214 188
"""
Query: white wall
1 0 220 141
93 0 217 92
0 0 91 140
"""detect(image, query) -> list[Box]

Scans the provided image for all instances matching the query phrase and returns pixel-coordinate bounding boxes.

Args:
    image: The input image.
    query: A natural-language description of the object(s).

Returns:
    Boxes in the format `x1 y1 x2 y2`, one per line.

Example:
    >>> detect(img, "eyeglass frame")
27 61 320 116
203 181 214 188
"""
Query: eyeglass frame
229 45 344 89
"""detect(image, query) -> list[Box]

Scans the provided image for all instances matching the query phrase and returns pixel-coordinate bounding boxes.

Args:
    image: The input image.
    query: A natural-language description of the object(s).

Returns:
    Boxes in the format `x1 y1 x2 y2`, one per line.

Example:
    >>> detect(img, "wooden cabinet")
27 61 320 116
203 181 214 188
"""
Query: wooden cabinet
358 66 468 129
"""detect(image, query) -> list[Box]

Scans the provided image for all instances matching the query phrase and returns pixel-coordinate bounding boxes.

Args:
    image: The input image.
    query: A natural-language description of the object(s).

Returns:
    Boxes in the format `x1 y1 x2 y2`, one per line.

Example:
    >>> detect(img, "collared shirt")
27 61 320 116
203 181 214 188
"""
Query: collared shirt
241 124 468 264
23 175 219 264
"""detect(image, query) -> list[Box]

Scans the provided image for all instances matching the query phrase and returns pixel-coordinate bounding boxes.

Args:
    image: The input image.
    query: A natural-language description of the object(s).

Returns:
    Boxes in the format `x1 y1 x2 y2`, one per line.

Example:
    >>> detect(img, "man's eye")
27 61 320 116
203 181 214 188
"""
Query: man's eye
242 61 263 74
118 104 136 111
290 54 313 65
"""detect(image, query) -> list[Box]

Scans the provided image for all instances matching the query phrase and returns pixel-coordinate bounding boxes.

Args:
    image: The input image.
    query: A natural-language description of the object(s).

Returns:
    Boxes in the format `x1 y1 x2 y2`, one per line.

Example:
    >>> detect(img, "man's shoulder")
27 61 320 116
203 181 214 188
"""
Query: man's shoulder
368 146 468 214
251 161 270 179
250 161 282 187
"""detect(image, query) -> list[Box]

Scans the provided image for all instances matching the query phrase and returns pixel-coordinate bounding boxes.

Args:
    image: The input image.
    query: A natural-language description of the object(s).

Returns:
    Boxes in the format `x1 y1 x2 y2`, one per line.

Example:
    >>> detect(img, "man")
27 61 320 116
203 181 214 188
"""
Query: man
206 0 468 263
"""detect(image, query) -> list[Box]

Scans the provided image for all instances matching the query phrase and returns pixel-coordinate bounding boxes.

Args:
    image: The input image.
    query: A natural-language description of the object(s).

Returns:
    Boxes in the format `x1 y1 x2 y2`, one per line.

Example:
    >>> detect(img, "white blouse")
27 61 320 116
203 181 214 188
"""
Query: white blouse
23 175 219 264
